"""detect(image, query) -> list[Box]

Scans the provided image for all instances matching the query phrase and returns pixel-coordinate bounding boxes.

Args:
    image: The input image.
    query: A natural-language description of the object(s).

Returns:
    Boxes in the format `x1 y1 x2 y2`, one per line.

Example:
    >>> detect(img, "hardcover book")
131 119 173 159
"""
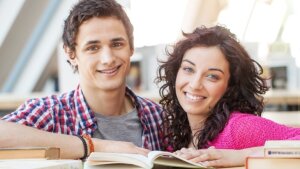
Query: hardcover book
246 151 300 169
0 147 60 159
0 159 82 169
264 140 300 158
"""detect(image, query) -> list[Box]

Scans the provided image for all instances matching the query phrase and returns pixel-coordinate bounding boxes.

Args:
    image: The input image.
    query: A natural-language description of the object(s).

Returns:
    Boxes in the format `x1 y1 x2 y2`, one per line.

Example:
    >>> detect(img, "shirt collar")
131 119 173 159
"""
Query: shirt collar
74 85 96 133
73 85 141 132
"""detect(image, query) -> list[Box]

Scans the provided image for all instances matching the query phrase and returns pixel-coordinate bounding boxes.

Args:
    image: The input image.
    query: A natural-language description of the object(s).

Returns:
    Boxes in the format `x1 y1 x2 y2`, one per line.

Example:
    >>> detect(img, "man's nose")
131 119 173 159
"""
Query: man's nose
100 47 115 65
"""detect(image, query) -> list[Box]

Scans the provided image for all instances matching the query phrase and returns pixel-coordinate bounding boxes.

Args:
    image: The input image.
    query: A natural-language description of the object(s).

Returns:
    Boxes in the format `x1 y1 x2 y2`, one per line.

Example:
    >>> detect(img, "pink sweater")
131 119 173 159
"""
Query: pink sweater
208 112 300 149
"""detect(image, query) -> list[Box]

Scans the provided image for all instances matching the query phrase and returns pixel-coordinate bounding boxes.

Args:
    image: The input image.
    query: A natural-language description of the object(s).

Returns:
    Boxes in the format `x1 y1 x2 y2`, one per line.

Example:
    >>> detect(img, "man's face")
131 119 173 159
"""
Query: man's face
71 16 133 91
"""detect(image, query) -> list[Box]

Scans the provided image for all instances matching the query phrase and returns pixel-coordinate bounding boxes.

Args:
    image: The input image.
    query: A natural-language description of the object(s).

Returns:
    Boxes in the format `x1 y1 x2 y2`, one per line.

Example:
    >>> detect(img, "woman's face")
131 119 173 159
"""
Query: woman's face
175 46 230 119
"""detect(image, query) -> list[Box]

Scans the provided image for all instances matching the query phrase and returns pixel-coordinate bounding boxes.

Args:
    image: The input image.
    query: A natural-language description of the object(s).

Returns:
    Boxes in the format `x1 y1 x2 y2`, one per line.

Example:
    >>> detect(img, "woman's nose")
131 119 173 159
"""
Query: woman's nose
189 76 203 90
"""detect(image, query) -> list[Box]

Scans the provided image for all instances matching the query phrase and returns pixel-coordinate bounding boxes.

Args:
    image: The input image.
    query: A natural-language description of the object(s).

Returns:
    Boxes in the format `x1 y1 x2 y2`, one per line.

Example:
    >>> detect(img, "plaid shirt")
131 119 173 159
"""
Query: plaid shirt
2 86 164 150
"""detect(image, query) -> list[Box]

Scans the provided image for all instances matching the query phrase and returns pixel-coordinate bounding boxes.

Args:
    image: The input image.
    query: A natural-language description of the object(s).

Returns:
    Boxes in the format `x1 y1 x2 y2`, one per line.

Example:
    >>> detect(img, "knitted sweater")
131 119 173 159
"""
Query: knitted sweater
208 112 300 149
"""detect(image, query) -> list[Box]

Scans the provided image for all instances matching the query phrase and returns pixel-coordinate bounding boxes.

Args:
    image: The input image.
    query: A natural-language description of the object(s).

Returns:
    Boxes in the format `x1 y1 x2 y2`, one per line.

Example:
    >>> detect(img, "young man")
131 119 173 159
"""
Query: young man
0 0 163 159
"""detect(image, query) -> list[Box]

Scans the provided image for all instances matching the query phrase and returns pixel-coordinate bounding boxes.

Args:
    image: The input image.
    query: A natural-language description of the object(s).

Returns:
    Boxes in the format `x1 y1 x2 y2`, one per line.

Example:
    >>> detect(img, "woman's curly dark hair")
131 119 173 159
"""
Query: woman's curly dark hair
155 25 270 151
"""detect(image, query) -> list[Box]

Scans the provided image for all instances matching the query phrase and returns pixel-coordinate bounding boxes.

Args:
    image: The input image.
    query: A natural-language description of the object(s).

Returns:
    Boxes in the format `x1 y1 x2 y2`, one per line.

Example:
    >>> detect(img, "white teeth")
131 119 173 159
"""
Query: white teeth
99 67 119 74
185 92 204 101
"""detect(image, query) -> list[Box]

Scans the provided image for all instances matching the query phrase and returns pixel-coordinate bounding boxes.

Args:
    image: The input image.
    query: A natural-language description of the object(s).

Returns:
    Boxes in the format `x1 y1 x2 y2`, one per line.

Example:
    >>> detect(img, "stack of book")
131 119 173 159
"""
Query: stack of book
0 147 82 169
246 140 300 169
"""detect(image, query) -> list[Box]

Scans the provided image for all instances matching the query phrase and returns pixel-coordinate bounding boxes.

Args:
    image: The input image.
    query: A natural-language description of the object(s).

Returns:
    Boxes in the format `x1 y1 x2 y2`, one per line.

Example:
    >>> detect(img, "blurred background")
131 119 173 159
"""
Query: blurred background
0 0 299 117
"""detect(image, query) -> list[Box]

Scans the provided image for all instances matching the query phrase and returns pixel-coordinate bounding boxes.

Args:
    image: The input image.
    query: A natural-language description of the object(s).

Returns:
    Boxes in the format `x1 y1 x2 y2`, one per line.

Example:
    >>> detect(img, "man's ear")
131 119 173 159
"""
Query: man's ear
129 48 134 58
64 46 77 66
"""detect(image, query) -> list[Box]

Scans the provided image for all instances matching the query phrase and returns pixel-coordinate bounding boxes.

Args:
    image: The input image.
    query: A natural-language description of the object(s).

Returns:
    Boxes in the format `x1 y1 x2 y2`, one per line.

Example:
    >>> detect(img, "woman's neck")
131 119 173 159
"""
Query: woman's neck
187 114 207 148
188 115 206 132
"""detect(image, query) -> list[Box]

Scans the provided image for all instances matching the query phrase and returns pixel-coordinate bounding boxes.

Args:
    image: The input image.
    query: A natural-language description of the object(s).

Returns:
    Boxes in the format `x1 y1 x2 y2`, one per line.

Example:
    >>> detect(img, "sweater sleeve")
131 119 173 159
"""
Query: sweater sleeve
211 112 300 149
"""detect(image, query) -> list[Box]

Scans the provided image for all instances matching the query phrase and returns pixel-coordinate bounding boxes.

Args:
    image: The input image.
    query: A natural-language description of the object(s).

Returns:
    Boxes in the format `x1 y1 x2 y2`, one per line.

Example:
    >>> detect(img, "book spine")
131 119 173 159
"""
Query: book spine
264 149 300 158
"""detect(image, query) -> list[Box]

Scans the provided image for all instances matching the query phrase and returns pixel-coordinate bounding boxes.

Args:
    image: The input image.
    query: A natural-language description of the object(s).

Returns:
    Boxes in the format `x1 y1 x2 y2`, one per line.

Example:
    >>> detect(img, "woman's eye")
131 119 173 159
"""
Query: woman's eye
182 67 194 73
207 74 219 80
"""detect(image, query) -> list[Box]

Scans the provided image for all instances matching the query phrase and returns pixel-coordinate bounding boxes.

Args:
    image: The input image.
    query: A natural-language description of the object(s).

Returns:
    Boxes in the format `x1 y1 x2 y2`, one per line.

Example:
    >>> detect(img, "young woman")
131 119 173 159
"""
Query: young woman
156 25 300 167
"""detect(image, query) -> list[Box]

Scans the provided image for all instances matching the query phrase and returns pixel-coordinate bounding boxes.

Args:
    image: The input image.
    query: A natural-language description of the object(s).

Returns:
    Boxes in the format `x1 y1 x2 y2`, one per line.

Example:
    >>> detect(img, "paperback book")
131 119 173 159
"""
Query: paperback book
84 151 208 169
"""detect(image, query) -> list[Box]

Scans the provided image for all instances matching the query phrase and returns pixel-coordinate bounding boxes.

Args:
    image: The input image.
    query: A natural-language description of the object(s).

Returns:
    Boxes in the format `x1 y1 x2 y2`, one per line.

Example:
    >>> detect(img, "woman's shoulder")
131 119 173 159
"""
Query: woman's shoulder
229 111 260 120
226 111 271 130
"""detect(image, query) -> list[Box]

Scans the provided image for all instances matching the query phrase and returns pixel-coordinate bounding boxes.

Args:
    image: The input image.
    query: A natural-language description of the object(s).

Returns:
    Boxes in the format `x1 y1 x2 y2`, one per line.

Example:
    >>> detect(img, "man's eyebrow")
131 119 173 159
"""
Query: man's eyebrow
84 40 100 46
111 37 126 42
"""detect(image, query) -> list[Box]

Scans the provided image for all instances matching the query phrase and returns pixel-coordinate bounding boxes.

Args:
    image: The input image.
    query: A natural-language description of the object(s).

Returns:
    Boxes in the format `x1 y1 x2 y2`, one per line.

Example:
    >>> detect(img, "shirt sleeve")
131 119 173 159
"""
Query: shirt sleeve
1 98 54 131
229 113 300 149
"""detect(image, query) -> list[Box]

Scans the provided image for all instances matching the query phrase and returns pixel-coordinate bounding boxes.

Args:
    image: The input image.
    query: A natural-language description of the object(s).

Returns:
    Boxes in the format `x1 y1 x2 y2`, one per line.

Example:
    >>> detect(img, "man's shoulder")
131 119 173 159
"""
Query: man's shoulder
15 90 77 112
125 87 161 108
136 95 160 106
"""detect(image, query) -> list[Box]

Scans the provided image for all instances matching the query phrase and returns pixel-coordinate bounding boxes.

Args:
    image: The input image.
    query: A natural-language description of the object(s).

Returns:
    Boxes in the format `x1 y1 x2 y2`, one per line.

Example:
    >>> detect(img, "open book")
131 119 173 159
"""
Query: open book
84 151 208 169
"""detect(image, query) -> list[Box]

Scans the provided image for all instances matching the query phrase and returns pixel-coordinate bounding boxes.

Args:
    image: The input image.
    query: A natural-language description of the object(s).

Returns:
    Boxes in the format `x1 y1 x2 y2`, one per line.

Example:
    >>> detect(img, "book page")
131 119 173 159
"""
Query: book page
87 152 152 169
84 163 143 169
148 151 207 168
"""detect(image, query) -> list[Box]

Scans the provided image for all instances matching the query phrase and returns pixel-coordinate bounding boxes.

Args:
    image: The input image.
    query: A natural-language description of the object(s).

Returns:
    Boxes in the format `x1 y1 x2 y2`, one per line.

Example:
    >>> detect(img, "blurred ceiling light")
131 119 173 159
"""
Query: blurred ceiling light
244 0 286 43
282 15 300 67
128 0 188 47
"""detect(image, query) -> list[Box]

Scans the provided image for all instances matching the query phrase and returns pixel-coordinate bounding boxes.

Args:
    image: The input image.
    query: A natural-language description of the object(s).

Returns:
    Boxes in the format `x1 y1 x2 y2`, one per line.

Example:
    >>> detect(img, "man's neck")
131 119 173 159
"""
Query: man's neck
81 86 131 116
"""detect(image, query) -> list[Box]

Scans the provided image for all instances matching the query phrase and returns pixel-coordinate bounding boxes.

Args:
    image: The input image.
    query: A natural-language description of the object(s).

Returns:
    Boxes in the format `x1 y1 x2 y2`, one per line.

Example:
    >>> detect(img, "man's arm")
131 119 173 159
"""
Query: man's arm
0 120 84 159
0 120 150 159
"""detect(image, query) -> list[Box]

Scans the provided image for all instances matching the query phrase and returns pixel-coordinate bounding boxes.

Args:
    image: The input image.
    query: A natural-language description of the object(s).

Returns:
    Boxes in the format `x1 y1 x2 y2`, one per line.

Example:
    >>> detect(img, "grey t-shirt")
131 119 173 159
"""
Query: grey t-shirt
93 108 142 147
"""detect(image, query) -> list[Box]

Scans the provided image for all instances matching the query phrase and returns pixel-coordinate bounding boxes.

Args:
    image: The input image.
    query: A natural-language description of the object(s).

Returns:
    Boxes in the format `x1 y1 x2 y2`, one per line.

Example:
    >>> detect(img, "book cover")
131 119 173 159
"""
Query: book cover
264 140 300 158
264 140 300 148
0 147 60 159
84 151 208 169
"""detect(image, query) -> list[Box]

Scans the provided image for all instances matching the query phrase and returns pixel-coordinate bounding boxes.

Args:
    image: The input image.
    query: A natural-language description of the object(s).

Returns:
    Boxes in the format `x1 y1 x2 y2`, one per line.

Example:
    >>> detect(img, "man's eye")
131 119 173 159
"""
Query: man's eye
112 42 123 48
87 45 99 51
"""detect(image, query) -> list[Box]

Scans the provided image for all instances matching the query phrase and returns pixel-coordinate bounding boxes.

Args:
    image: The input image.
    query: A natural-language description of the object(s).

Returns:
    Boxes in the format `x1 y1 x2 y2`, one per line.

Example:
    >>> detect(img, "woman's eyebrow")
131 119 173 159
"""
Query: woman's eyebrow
208 68 224 74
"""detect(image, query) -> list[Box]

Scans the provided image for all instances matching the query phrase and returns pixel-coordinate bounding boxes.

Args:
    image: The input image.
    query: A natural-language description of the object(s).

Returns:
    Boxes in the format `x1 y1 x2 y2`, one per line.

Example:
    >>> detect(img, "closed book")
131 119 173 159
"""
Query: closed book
0 147 60 159
246 151 300 169
0 159 82 169
84 151 208 169
264 140 300 158
264 148 300 158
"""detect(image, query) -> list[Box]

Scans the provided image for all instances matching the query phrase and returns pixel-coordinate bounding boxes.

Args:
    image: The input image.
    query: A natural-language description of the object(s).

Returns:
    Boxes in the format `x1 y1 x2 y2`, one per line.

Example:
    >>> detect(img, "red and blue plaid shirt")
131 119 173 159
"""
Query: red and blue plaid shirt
2 86 164 150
